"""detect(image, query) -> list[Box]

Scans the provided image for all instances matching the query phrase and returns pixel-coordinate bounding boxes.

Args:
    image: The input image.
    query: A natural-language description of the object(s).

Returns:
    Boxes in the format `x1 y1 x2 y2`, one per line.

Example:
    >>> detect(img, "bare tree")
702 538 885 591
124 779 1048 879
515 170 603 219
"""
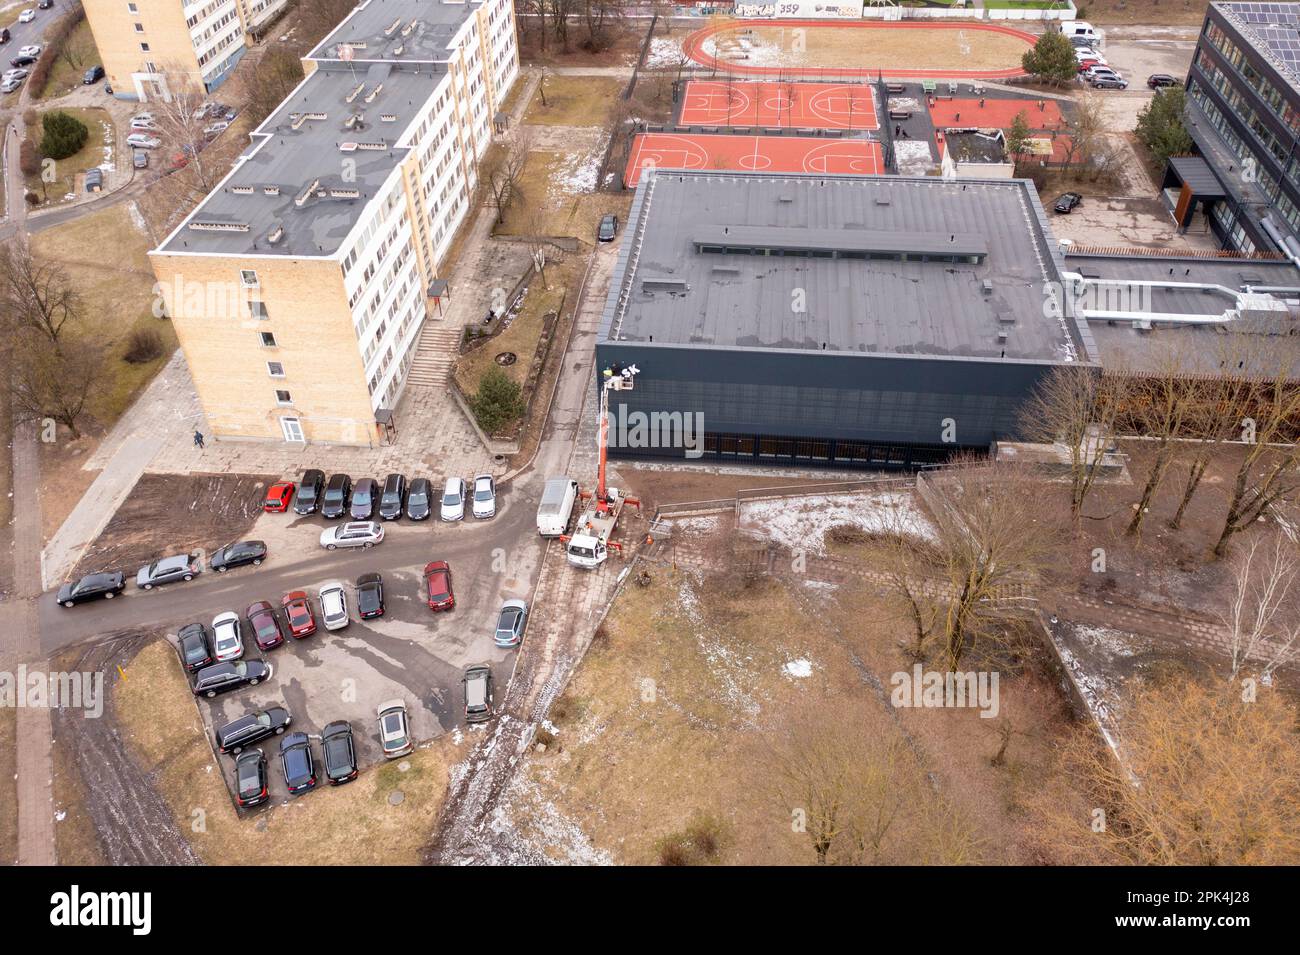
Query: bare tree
150 66 224 199
0 238 83 345
235 45 305 125
1220 531 1300 682
482 128 535 226
296 0 363 47
1019 364 1124 527
9 333 104 439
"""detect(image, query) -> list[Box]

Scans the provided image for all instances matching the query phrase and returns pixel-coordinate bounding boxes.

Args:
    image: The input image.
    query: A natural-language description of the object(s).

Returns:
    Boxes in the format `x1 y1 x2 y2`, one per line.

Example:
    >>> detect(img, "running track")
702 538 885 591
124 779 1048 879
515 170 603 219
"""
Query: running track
679 80 879 130
682 20 1034 79
625 133 883 187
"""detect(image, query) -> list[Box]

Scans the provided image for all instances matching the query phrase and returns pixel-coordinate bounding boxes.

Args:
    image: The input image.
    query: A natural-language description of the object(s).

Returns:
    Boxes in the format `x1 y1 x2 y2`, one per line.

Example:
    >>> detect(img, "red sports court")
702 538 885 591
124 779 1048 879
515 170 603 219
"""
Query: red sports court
928 97 1064 131
679 81 879 130
625 132 883 187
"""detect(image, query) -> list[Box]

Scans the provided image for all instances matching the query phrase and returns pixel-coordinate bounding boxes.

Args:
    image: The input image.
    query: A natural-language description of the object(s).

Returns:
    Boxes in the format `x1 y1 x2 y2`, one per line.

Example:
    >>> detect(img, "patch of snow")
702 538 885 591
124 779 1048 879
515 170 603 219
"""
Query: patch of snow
550 143 602 199
783 658 812 678
739 490 937 556
645 37 685 69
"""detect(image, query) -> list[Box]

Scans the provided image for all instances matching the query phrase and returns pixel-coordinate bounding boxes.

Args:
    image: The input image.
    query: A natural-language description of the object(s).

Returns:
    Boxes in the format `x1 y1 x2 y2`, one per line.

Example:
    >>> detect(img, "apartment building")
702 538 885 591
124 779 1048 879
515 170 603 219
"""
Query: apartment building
1165 2 1300 257
84 0 293 101
148 0 520 445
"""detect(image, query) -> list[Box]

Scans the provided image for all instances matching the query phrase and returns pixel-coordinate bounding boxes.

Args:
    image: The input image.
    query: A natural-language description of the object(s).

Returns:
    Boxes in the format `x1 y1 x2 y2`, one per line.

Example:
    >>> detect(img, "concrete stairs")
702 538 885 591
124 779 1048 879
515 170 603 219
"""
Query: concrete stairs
406 322 462 388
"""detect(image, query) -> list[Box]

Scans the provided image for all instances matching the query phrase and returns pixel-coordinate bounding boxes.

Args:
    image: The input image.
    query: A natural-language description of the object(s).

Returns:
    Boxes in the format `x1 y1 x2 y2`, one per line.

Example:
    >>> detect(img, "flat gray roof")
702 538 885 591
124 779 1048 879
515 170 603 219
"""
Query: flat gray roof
308 0 481 62
602 171 1090 363
158 61 441 257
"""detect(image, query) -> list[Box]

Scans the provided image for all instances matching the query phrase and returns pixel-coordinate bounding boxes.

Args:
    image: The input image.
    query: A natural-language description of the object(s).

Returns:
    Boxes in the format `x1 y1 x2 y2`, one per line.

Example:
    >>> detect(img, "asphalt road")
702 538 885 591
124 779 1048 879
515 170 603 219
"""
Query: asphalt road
38 474 549 654
1 1 73 64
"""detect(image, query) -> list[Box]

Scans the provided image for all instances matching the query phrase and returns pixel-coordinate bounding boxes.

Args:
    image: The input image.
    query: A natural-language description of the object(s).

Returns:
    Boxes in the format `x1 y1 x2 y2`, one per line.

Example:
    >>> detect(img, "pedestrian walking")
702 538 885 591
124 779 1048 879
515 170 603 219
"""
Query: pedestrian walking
193 429 205 449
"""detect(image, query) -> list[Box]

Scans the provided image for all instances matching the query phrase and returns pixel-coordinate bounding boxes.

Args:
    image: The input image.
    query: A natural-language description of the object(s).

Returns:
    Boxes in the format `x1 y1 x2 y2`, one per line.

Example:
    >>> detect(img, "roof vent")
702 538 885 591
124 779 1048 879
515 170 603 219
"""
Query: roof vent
188 220 249 232
380 113 397 123
329 188 360 199
642 279 689 294
364 84 384 103
346 83 366 104
294 178 321 208
230 185 254 194
875 197 891 206
778 195 793 203
263 185 280 195
384 17 402 36
982 279 994 295
339 142 358 152
267 225 284 245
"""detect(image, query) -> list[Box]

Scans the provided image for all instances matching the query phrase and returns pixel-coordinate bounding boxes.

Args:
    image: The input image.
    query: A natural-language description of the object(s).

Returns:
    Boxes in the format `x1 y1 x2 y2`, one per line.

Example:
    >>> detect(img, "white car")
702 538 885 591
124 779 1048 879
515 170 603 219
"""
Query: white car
471 473 496 519
18 10 35 23
131 111 155 125
0 76 22 94
376 699 413 758
125 132 161 149
203 120 230 136
17 45 41 58
319 582 349 631
211 611 244 662
4 68 29 80
319 521 384 550
130 117 158 130
440 476 466 522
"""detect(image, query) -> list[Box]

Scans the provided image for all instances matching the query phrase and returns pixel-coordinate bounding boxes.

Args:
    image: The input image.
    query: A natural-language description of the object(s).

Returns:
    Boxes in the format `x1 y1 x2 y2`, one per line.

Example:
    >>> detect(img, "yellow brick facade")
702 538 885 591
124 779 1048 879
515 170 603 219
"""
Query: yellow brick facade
84 0 205 99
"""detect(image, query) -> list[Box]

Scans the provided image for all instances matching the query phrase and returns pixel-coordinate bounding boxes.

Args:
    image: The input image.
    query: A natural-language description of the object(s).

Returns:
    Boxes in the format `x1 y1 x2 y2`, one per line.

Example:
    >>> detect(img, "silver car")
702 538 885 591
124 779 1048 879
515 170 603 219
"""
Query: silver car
440 477 466 522
471 474 496 519
211 611 244 662
319 521 384 550
319 582 349 631
376 699 413 757
493 599 528 648
136 552 201 589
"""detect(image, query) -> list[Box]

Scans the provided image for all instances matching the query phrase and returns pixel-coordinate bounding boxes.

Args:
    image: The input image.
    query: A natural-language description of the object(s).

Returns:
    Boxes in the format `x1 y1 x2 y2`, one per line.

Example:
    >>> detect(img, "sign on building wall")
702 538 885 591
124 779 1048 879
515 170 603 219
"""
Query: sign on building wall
734 1 865 19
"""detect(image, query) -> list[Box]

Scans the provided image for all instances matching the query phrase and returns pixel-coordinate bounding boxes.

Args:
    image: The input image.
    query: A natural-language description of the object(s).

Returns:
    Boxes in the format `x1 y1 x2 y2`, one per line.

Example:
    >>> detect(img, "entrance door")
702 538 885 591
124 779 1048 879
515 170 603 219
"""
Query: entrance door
279 417 305 443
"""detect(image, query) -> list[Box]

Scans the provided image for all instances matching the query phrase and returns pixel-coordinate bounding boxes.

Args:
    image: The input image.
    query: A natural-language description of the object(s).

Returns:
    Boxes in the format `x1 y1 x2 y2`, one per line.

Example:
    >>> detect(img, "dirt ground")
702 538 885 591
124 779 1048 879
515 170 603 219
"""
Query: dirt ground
518 18 645 68
70 472 276 580
523 75 626 128
712 24 1032 72
1085 0 1211 27
0 707 15 865
54 636 462 864
617 463 866 515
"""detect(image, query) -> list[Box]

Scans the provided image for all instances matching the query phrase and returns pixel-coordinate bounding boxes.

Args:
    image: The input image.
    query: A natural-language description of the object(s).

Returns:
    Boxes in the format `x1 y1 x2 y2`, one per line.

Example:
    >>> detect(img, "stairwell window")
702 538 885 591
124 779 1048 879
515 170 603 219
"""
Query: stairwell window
275 390 292 405
249 301 268 321
267 361 285 378
240 269 259 288
260 331 277 347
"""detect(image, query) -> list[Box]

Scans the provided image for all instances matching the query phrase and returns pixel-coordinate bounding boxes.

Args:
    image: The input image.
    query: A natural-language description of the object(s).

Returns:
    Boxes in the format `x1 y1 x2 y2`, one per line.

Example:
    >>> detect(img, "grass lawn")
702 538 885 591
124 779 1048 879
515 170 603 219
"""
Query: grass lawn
38 18 101 100
30 202 177 428
495 147 628 241
24 107 114 208
112 640 457 865
523 75 625 128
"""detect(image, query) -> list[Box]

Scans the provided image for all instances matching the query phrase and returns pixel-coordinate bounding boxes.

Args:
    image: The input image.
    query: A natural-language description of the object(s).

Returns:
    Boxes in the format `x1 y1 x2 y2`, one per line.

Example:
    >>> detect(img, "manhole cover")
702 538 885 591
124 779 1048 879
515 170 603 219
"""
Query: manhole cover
388 790 405 806
398 760 411 772
494 351 517 366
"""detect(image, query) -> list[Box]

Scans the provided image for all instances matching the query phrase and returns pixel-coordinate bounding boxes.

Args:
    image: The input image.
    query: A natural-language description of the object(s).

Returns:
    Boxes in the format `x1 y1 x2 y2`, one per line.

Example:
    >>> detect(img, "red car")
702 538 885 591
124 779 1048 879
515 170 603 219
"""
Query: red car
245 600 285 650
281 591 317 638
263 482 296 512
424 560 455 611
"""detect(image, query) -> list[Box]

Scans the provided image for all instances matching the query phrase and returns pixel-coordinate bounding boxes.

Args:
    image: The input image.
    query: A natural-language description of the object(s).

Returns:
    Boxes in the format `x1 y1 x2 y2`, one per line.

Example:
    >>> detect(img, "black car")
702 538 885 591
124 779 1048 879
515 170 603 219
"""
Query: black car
321 721 358 785
216 706 292 754
10 55 36 68
177 622 212 672
38 0 54 8
350 477 377 520
0 28 9 44
294 468 325 515
321 473 351 519
209 540 267 573
356 573 384 619
57 571 126 607
597 213 618 242
378 473 406 520
235 750 269 808
1054 192 1083 214
192 660 271 698
279 732 316 794
406 477 432 521
83 65 104 84
1147 73 1178 89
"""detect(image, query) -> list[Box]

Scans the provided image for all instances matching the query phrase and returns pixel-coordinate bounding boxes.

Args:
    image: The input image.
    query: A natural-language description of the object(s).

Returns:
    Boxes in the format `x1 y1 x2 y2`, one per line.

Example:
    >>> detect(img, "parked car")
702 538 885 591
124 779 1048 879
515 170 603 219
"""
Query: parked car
177 622 212 672
17 45 41 58
597 213 618 242
0 75 21 94
57 571 125 607
295 468 325 514
3 67 27 80
378 473 406 520
83 65 104 84
349 477 377 520
471 473 496 519
125 133 161 149
440 476 466 521
1092 76 1128 90
263 481 296 512
405 477 432 520
321 721 358 785
463 664 494 724
209 540 266 573
216 706 291 754
8 55 36 68
493 599 529 649
0 28 9 44
281 591 317 638
1147 73 1178 89
279 732 316 794
356 573 384 619
203 120 230 136
321 473 351 518
17 10 35 24
376 700 413 758
130 118 158 132
1054 192 1083 214
168 151 189 171
37 0 52 9
136 552 201 590
234 750 269 808
424 560 455 612
319 581 349 631
132 150 148 169
130 111 154 124
83 167 102 192
320 521 384 550
211 611 244 662
192 660 270 698
245 600 286 651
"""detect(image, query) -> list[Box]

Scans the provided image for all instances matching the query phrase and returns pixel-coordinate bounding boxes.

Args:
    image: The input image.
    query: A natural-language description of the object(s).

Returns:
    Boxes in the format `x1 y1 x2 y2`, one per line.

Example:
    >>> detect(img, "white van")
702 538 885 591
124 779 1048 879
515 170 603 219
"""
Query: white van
536 477 578 537
1061 21 1101 45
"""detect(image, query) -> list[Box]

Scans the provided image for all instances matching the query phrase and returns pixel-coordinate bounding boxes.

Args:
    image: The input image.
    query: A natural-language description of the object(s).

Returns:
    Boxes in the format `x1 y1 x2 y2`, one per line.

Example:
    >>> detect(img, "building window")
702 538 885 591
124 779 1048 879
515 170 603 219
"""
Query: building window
133 22 143 33
267 361 285 378
127 2 137 11
275 389 292 405
249 301 268 320
240 269 258 288
140 42 150 52
260 331 277 347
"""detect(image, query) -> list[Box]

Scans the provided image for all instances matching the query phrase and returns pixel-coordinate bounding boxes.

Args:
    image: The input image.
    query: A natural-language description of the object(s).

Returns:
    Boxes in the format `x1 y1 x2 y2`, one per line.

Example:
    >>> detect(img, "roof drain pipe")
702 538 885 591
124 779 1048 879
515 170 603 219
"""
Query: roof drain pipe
1260 216 1300 270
